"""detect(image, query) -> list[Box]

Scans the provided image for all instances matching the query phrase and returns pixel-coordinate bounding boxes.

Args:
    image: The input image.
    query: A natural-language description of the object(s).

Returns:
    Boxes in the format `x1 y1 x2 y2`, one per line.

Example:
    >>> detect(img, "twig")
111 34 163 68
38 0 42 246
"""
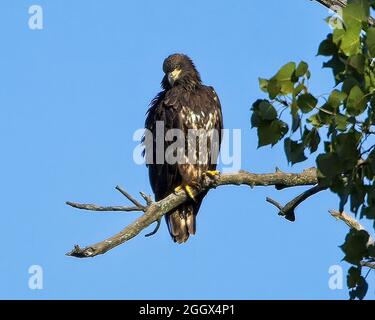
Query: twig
65 202 141 212
267 185 327 222
145 219 162 237
316 106 336 116
139 192 153 206
66 168 319 258
115 185 146 211
329 210 368 233
361 261 375 270
361 144 375 157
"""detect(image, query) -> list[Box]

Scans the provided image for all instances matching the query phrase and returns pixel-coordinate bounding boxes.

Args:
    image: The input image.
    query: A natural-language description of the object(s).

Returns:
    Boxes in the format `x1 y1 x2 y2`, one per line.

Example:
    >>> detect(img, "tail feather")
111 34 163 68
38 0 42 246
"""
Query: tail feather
167 203 200 243
167 205 194 244
166 191 207 244
186 210 196 235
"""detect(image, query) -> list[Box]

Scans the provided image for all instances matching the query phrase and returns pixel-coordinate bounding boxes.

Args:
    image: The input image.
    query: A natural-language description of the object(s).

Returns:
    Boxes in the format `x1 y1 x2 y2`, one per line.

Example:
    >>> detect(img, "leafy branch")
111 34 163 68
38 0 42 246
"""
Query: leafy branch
253 0 375 298
330 209 375 299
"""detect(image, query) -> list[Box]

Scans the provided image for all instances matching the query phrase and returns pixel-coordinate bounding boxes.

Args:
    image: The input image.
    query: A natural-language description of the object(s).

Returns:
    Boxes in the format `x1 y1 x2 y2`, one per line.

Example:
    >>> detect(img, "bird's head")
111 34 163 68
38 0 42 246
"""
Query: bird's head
161 53 201 89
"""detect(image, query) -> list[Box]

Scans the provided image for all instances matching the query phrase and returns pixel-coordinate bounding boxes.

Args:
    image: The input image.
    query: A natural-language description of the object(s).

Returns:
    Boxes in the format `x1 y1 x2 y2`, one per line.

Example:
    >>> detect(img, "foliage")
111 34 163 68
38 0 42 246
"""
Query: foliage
252 0 375 299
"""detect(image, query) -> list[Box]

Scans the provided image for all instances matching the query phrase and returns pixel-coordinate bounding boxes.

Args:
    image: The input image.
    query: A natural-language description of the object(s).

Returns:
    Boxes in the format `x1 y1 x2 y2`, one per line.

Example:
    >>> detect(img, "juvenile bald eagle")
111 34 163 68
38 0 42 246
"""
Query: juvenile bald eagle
144 54 223 243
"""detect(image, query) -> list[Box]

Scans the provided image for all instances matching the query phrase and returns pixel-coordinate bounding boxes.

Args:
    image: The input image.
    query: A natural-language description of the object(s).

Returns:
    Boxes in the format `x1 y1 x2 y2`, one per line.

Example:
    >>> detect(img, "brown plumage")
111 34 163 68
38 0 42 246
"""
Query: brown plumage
144 54 223 243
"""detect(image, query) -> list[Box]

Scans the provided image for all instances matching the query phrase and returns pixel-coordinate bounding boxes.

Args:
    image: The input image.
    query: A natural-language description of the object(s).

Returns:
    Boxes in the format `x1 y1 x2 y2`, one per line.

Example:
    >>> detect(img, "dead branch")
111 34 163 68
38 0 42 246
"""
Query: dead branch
267 185 327 222
66 168 318 258
65 202 142 212
115 185 146 210
329 210 371 234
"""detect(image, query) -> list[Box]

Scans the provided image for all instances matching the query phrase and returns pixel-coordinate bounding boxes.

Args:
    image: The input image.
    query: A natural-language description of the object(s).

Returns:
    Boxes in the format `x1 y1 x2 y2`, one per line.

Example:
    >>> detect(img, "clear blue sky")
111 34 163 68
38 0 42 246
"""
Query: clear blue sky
0 0 374 299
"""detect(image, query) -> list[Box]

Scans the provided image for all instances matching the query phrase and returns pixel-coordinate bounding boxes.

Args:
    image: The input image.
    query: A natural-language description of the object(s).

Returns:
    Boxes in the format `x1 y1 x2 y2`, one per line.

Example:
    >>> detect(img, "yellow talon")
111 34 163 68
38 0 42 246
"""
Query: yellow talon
174 185 183 193
185 185 196 201
205 170 220 177
174 184 196 201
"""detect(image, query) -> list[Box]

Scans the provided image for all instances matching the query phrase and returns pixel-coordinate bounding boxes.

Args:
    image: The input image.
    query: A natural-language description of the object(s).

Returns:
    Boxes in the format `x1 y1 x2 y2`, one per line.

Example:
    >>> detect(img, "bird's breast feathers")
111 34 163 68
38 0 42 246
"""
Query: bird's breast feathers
181 105 219 131
162 86 220 130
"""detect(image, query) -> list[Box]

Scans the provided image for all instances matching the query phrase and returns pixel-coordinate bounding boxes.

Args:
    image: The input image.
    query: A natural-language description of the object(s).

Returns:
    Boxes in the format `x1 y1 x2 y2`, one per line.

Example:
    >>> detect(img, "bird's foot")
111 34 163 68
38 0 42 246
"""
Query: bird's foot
202 170 221 188
204 170 220 178
174 184 197 201
174 185 183 193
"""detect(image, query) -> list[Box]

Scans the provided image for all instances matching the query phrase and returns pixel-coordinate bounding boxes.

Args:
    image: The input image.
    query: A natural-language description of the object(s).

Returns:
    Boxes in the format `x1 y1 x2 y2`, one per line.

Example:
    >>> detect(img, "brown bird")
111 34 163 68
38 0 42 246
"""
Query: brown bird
144 54 223 243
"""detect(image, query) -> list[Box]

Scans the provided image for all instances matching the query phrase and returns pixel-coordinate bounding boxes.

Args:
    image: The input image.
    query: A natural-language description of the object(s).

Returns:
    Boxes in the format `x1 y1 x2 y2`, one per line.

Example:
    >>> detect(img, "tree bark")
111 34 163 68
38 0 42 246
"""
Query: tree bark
66 168 319 258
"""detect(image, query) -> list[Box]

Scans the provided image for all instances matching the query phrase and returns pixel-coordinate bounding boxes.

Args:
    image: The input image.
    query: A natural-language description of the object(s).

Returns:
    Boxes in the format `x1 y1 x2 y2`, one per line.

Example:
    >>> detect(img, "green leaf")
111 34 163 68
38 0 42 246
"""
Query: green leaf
251 99 271 128
284 138 307 165
343 0 369 26
340 229 370 265
251 112 262 128
328 90 347 109
323 55 346 85
347 54 366 74
342 77 360 94
268 79 281 99
361 206 375 220
335 114 349 131
258 100 277 121
319 103 335 125
347 266 361 289
302 127 321 153
316 152 343 179
333 132 361 170
361 205 375 220
271 62 296 95
346 85 367 116
257 119 288 148
339 0 368 56
295 61 309 78
366 27 375 57
317 35 337 56
333 132 360 158
350 182 366 214
297 93 318 113
333 29 345 46
347 266 369 299
293 82 306 97
274 62 296 81
291 112 300 133
307 113 323 128
340 24 362 56
349 276 368 300
259 78 269 92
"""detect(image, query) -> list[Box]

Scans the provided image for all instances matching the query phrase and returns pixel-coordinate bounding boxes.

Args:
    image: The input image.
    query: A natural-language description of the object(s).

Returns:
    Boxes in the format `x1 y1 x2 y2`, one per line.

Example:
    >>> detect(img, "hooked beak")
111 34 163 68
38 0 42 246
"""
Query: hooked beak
168 68 182 85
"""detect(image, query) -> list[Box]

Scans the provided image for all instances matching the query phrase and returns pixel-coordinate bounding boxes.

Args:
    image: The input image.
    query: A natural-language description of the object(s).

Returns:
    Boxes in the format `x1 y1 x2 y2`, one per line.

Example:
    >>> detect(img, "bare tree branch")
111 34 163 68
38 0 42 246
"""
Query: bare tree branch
139 192 153 206
66 168 318 258
267 185 327 222
144 219 162 238
65 202 142 213
329 210 373 239
115 185 146 210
